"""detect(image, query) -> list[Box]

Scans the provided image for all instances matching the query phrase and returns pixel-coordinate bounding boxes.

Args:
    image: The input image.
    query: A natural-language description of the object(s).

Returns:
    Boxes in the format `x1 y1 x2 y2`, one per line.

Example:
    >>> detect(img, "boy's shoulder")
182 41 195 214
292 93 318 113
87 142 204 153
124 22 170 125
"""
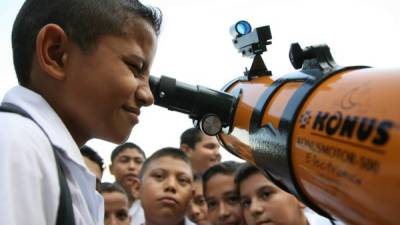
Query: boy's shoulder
0 109 56 168
1 86 78 153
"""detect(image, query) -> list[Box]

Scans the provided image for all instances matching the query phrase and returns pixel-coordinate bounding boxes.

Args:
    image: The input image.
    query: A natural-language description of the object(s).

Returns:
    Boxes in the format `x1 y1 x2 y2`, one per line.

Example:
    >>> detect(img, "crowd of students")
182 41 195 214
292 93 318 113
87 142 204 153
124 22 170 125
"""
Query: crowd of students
81 128 337 225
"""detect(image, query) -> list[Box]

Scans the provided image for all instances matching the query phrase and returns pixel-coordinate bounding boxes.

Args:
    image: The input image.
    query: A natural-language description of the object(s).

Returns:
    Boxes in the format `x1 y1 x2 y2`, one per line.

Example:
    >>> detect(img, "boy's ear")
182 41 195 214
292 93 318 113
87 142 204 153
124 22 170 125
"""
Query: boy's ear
180 144 192 156
36 24 69 81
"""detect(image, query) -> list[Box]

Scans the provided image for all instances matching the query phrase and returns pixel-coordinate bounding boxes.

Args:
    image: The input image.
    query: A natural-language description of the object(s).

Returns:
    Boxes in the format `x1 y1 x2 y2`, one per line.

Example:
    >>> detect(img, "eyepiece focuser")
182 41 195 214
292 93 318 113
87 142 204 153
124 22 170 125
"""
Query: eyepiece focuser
149 75 238 136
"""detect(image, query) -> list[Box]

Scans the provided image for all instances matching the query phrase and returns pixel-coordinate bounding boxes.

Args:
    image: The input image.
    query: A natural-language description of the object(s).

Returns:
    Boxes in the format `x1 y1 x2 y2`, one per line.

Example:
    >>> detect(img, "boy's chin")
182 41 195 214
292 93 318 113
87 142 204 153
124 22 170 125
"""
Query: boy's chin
153 208 184 220
101 129 132 144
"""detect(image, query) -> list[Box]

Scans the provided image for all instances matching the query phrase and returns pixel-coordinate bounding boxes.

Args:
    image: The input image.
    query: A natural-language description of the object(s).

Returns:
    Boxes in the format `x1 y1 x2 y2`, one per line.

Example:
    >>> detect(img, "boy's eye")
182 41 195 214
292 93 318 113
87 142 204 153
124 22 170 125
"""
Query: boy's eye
134 158 143 164
206 200 218 210
226 195 240 205
260 190 271 199
177 175 191 185
151 171 165 180
241 198 251 209
194 197 206 206
126 62 144 77
118 156 130 163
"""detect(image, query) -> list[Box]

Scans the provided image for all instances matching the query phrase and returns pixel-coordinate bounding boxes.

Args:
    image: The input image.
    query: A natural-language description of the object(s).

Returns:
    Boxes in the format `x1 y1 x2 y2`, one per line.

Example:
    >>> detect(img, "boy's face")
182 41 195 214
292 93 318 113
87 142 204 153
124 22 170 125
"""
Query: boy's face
60 18 156 144
205 174 244 225
110 148 145 194
189 134 221 174
103 191 132 225
187 179 211 225
83 156 102 191
140 156 193 224
240 173 306 225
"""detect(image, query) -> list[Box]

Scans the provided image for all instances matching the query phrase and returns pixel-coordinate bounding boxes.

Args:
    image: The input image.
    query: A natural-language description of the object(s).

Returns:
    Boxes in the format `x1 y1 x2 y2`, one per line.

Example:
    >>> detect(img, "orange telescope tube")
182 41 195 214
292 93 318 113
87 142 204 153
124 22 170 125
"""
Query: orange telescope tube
150 43 400 225
218 65 400 225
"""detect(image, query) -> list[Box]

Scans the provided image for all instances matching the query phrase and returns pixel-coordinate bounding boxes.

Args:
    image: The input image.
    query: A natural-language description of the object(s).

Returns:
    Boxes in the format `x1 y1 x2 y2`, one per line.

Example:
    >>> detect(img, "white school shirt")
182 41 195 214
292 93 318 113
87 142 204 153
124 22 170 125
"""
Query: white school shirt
0 86 104 225
304 207 347 225
130 200 145 225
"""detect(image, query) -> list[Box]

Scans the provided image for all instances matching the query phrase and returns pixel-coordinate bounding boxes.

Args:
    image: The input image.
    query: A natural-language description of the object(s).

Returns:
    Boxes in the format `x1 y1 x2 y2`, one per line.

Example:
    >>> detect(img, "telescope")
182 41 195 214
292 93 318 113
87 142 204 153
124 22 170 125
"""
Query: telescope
149 21 400 225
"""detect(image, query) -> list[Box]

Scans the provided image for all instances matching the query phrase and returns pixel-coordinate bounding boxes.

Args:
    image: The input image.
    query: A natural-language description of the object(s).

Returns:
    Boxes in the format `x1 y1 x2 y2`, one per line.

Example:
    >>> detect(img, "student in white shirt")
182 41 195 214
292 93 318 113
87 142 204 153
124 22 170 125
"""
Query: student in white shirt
81 145 105 192
100 182 132 225
109 142 146 225
0 0 162 224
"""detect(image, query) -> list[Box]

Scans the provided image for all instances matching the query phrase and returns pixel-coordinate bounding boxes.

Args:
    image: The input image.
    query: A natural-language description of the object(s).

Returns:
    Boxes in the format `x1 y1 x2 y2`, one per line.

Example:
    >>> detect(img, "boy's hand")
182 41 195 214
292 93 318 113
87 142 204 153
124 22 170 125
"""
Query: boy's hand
130 177 141 199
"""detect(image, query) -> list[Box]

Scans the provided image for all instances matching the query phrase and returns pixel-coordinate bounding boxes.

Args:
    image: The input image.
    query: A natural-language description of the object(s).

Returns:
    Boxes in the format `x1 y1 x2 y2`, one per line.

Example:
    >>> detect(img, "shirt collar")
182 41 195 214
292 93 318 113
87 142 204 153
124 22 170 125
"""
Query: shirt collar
2 86 86 167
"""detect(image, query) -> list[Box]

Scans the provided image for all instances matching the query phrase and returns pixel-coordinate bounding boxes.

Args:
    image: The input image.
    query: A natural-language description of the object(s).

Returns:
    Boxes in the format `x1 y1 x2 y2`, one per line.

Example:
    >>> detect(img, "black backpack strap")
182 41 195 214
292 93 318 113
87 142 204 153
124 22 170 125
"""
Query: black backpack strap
0 103 75 225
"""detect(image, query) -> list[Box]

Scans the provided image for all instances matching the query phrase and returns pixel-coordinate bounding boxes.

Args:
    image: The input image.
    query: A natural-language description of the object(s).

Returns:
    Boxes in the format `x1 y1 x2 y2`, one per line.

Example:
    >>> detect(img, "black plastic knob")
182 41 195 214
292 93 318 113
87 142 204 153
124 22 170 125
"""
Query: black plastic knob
289 43 305 69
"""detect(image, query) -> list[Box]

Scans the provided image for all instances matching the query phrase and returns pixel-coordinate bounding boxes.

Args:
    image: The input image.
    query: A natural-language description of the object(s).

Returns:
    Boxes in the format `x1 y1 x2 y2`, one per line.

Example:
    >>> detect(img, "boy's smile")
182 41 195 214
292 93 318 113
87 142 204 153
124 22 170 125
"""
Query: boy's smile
121 104 140 124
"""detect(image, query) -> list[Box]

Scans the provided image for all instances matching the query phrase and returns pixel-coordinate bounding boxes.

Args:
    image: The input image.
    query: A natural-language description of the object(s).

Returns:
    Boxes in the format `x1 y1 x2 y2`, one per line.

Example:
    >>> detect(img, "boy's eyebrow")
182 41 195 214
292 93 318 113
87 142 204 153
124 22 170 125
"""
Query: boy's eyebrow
175 170 194 179
240 184 274 197
205 196 216 202
222 190 239 198
149 167 166 172
118 155 143 160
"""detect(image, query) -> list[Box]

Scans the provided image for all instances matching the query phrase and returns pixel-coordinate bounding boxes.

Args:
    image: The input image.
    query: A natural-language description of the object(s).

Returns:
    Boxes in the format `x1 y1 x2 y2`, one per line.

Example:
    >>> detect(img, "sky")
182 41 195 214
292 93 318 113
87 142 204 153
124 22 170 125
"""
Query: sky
1 0 399 182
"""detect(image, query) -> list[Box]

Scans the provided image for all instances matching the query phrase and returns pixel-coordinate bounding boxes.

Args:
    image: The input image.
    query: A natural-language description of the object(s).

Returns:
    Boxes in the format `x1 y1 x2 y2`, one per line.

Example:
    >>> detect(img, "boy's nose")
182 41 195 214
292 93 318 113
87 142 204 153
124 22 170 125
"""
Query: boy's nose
250 198 263 217
106 215 119 225
128 160 136 169
214 151 221 162
218 203 231 221
190 205 201 216
136 83 154 107
164 177 177 193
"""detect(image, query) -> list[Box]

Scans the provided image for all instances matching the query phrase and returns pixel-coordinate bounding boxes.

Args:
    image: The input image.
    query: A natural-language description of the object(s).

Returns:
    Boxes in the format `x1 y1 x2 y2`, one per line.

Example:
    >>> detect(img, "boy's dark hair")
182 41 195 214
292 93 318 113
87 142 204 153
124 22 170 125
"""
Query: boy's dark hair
234 163 260 193
180 127 203 149
202 161 241 196
111 142 146 162
193 173 202 182
234 163 290 193
80 145 105 172
139 147 192 180
12 0 162 86
99 182 128 196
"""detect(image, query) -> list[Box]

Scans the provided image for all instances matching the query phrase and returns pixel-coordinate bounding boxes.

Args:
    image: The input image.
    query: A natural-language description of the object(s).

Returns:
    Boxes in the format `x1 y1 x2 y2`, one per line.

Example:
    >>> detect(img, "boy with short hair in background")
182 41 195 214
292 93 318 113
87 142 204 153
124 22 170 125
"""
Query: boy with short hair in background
139 147 195 225
100 182 132 225
180 128 221 175
110 142 147 225
202 161 245 225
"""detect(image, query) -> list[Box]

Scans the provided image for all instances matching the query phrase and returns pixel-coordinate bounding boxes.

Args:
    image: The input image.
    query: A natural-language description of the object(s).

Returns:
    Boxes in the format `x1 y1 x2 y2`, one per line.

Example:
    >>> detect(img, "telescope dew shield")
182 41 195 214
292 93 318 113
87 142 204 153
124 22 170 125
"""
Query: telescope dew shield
149 75 238 135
